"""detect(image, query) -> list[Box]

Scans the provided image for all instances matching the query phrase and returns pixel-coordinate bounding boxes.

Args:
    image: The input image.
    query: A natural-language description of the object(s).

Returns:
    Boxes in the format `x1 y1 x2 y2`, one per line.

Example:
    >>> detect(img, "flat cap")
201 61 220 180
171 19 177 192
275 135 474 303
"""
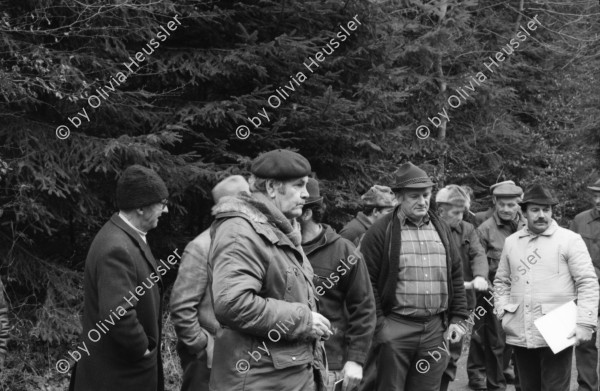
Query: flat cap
587 178 600 192
436 185 469 207
251 149 311 180
391 162 435 191
492 181 523 198
362 185 396 207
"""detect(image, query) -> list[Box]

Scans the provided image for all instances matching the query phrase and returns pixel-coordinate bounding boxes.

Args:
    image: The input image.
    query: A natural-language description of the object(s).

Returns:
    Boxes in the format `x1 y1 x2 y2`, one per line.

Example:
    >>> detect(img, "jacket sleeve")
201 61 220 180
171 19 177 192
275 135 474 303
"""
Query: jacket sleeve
97 246 149 360
0 279 8 359
339 243 376 366
446 225 469 323
209 218 312 341
493 244 511 314
468 227 489 279
170 240 210 355
567 234 599 328
359 222 386 331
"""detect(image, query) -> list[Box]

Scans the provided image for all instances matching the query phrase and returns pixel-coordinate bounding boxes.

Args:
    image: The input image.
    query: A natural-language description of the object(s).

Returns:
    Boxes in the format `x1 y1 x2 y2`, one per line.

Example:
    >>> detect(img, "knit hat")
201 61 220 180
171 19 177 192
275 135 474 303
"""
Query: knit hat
391 162 435 191
305 178 323 205
116 165 168 210
362 185 396 207
251 149 311 179
212 175 249 203
519 184 558 209
436 185 469 207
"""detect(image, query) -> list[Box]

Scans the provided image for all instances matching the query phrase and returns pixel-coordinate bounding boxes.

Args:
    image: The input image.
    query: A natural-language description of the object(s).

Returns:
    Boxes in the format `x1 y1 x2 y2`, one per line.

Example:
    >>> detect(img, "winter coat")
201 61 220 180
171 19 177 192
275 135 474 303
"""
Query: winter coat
360 206 469 332
73 214 164 391
302 224 376 370
339 212 372 246
171 228 219 357
494 220 599 348
208 192 327 391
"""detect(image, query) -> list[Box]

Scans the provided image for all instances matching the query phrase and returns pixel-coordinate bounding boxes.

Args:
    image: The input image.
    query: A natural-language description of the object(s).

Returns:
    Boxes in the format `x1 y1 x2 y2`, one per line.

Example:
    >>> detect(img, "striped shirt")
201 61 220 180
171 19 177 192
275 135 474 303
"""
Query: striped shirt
392 210 448 317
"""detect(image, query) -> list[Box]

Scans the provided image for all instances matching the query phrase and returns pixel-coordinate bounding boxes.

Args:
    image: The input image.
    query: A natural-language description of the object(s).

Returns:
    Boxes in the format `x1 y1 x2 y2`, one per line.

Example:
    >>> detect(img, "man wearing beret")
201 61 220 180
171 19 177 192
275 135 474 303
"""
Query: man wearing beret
494 184 599 390
435 185 489 391
360 162 468 391
340 185 397 246
299 178 376 391
72 165 169 391
468 180 526 391
171 175 249 391
570 178 600 391
208 149 331 391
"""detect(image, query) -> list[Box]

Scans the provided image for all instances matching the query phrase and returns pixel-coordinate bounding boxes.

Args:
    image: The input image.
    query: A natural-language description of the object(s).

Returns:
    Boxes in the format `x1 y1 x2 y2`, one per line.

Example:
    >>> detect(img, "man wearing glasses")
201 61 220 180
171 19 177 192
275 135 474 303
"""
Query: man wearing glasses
72 164 169 391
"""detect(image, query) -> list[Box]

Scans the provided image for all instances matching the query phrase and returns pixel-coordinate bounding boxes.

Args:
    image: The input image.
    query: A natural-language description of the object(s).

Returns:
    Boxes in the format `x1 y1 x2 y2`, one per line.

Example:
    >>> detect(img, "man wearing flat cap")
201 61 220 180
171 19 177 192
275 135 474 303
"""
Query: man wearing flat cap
340 185 397 246
208 149 330 391
435 185 489 391
72 164 169 391
171 175 249 391
360 162 468 391
473 181 517 227
468 180 526 391
299 178 376 391
570 178 600 391
494 184 599 390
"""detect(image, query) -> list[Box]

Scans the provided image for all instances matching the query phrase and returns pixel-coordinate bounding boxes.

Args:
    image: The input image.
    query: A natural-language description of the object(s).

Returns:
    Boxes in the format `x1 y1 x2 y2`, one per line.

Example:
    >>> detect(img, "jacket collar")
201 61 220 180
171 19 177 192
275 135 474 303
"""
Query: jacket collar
492 210 524 226
518 219 559 238
302 224 340 256
450 220 464 234
356 212 372 230
589 208 600 222
110 214 160 277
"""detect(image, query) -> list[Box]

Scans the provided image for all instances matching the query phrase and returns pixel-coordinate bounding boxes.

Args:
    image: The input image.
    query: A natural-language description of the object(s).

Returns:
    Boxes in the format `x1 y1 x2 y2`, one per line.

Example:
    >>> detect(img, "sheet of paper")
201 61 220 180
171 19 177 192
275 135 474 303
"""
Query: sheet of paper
534 300 577 354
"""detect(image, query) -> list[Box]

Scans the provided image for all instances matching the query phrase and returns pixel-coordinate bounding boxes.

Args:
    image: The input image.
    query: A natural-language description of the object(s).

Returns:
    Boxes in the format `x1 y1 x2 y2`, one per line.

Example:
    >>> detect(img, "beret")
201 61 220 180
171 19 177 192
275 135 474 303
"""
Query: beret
251 149 311 179
362 185 396 207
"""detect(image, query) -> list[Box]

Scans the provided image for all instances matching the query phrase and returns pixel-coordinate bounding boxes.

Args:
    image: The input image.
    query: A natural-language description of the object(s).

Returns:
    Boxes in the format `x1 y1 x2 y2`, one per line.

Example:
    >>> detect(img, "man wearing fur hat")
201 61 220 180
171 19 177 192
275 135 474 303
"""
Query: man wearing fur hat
72 165 169 391
468 180 526 391
435 185 489 391
208 150 330 391
570 178 600 391
171 175 249 391
340 185 397 246
360 162 468 391
299 178 376 391
494 184 599 390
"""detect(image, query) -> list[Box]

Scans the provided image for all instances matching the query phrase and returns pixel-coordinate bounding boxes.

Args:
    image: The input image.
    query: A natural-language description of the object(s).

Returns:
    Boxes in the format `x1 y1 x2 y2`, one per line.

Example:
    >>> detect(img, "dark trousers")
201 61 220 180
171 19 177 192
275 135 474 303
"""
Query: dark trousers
176 341 210 391
512 345 572 391
440 335 464 391
376 314 448 391
467 293 510 390
358 338 381 391
576 332 599 391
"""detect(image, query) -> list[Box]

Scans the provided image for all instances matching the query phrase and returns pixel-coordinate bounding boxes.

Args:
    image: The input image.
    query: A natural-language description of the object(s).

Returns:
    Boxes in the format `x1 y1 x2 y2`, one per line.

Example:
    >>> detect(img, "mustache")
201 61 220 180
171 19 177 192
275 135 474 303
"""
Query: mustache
534 219 547 223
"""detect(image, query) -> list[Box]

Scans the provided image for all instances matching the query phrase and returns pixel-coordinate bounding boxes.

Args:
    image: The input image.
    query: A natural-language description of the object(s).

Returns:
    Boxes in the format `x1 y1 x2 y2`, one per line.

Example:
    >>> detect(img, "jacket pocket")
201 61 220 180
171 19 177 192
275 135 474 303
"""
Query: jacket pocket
270 341 313 369
501 302 520 336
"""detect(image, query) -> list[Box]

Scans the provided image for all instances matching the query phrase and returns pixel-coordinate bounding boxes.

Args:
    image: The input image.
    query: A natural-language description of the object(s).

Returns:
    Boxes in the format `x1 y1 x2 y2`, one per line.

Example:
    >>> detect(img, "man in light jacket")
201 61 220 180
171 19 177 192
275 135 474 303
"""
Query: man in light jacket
170 175 249 391
208 149 331 391
494 183 599 391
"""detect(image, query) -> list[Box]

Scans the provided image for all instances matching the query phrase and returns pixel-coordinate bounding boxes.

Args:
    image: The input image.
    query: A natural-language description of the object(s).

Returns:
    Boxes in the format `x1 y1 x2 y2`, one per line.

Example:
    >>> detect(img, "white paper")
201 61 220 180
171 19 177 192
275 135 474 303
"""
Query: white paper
534 300 577 354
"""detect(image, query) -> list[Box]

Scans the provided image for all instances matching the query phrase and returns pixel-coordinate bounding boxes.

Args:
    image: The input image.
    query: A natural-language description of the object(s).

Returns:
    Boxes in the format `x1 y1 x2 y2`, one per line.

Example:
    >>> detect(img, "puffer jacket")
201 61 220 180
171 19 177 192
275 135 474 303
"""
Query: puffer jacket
494 220 599 348
208 192 326 391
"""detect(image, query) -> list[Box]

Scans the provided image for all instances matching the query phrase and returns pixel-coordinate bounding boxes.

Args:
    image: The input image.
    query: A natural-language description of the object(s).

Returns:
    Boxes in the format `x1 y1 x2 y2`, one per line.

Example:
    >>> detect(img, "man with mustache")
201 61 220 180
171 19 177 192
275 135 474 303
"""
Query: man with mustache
360 162 468 391
570 178 600 391
494 184 599 390
208 149 330 391
468 181 525 391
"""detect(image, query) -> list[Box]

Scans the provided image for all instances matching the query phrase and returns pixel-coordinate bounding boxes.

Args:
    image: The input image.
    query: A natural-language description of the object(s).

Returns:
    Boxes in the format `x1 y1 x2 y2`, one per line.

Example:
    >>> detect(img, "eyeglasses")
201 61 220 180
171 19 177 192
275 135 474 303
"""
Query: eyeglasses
160 199 168 209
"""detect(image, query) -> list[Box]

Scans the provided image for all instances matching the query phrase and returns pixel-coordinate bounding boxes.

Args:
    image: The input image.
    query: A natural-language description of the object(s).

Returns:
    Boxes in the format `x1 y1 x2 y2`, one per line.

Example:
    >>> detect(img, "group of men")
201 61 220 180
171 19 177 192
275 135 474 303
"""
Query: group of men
67 148 600 391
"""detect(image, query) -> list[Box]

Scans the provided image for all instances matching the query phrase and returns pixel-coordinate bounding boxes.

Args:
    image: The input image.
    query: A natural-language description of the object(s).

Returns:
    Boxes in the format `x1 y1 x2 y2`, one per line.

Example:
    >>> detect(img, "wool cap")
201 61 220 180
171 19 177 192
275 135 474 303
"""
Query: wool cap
519 184 558 208
116 165 168 210
362 185 396 207
491 181 523 198
587 178 600 192
391 162 435 191
305 178 323 205
436 185 469 207
212 175 249 204
251 149 311 180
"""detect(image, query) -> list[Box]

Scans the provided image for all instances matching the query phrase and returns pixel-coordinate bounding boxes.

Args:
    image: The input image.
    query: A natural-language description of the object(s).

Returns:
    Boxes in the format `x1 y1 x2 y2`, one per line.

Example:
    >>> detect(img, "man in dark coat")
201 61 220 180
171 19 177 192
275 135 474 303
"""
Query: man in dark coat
72 164 169 391
360 162 469 391
299 178 376 391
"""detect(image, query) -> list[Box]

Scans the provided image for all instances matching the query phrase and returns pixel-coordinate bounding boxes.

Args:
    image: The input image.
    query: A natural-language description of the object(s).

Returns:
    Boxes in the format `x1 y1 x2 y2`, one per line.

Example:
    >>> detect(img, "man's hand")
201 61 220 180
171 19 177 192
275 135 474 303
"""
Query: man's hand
568 325 594 346
310 312 333 340
444 323 466 344
341 361 363 391
471 276 489 291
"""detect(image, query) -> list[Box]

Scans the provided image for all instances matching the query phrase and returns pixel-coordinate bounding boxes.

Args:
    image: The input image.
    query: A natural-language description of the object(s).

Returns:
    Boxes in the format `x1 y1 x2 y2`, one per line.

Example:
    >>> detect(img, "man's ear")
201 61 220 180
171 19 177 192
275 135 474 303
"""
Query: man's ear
265 179 277 198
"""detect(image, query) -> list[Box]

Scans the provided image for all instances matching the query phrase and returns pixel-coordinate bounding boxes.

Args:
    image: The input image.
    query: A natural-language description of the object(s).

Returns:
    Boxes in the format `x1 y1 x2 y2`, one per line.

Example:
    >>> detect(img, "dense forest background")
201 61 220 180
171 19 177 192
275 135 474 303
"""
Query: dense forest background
0 0 598 389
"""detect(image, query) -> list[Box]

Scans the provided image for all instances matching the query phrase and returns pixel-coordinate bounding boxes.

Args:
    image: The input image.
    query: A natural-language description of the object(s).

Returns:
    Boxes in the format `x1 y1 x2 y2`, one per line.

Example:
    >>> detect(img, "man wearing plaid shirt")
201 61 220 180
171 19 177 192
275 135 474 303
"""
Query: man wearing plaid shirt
360 162 468 391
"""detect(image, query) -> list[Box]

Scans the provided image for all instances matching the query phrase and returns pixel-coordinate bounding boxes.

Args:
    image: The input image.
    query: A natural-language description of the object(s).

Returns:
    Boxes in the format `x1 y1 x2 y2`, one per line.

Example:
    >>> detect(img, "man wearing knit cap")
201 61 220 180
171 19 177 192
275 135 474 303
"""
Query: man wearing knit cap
570 178 600 391
340 185 397 246
359 162 468 391
208 149 330 391
72 164 169 391
435 185 489 391
299 178 376 391
171 175 249 391
494 184 599 390
467 180 525 391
